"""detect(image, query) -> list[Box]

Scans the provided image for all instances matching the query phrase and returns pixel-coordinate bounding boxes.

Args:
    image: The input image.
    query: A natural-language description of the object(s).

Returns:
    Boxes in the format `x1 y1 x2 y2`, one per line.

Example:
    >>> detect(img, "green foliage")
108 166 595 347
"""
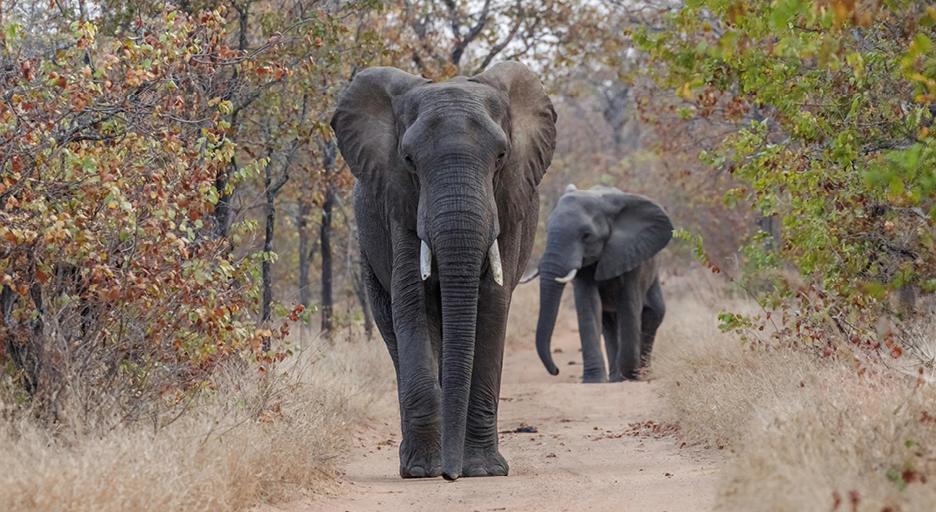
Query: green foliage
717 311 752 332
640 1 936 342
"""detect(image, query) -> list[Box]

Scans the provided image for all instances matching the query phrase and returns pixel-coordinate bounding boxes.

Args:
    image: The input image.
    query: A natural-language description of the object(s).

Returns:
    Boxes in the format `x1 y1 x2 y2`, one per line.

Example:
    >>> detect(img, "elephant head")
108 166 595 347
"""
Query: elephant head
331 62 556 479
534 185 672 375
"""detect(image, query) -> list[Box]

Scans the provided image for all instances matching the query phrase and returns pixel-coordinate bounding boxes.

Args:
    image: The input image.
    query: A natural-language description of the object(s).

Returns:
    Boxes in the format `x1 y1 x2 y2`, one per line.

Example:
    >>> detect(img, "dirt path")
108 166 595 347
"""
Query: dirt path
300 317 721 512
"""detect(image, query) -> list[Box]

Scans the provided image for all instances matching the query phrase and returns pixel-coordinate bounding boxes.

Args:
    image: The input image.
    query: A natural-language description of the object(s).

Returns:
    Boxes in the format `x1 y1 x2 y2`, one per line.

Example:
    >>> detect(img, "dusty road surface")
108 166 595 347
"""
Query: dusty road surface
299 313 721 512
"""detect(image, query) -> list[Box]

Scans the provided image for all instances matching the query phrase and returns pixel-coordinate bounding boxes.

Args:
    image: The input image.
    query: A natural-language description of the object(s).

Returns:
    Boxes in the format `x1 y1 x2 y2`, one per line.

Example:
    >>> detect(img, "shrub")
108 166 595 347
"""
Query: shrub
0 9 280 430
638 1 936 344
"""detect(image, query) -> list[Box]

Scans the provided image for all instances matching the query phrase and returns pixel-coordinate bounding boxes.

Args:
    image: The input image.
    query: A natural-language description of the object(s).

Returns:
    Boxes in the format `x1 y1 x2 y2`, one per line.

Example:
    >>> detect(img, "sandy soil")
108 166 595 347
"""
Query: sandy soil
287 314 722 512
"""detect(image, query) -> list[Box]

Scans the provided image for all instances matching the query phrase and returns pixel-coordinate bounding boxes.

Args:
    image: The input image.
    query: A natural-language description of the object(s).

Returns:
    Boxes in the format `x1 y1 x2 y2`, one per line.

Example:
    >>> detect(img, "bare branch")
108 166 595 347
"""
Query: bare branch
443 0 462 40
449 0 492 67
475 0 524 72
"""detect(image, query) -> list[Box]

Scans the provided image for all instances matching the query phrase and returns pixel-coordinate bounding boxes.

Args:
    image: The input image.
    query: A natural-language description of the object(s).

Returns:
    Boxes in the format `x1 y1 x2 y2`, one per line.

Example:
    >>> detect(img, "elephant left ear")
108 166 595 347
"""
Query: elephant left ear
472 61 557 223
595 192 674 281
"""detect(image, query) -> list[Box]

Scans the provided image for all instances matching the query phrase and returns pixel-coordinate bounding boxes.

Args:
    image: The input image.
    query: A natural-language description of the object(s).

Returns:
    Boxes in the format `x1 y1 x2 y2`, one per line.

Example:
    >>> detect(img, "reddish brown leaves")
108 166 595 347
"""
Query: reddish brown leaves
884 336 902 359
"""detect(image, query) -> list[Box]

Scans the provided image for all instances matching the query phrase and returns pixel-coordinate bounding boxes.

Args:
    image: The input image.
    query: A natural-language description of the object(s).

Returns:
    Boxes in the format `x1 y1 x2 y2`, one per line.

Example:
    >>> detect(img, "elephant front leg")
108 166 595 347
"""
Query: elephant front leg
602 312 620 382
462 283 510 477
391 234 442 478
573 269 607 383
613 277 644 382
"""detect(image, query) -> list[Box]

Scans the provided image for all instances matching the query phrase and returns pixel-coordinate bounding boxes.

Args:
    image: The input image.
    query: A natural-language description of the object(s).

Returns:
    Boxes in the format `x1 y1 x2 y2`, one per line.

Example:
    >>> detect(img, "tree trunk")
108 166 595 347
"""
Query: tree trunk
259 94 305 350
214 4 249 240
261 165 276 351
601 84 632 155
214 133 236 239
320 185 335 336
297 195 312 310
757 213 781 251
320 140 337 337
261 155 289 351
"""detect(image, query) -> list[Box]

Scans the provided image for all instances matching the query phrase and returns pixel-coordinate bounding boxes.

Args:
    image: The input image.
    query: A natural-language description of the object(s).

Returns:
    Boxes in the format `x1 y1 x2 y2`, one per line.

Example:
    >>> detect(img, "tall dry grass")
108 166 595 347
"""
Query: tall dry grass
653 268 936 511
0 328 394 512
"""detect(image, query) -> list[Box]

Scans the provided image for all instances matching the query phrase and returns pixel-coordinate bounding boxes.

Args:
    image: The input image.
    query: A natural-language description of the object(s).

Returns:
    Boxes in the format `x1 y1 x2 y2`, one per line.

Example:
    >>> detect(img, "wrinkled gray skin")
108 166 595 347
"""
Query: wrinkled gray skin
534 185 672 383
330 62 556 480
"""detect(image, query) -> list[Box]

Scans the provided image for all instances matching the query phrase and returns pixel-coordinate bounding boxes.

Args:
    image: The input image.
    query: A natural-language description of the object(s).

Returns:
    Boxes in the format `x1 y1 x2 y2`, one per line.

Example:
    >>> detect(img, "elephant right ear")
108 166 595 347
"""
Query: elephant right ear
330 68 430 226
594 192 673 281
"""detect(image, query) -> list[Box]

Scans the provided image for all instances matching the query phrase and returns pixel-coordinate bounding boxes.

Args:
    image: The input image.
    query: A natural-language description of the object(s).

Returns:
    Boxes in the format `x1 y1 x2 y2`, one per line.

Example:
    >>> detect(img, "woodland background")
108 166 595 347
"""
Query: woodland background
3 0 936 510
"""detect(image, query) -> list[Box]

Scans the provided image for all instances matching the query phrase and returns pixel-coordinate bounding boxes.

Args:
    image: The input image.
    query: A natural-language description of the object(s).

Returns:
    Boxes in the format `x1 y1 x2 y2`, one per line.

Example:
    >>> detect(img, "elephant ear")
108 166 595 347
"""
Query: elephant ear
472 61 557 224
594 191 673 281
330 67 430 227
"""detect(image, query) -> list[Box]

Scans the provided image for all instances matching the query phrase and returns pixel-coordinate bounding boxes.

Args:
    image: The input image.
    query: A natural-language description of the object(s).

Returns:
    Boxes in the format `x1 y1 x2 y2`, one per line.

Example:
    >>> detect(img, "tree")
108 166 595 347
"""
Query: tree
319 138 337 335
638 0 936 348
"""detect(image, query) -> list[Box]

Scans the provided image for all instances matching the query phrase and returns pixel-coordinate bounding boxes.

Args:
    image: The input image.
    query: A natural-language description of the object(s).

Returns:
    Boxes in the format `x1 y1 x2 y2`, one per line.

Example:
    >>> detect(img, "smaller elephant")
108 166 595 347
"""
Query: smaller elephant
529 185 672 383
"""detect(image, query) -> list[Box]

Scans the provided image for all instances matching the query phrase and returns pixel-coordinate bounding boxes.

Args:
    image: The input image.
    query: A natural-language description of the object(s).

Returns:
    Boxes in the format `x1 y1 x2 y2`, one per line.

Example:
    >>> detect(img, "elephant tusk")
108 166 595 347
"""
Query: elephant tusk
420 240 432 280
519 268 539 284
489 240 504 286
555 268 577 284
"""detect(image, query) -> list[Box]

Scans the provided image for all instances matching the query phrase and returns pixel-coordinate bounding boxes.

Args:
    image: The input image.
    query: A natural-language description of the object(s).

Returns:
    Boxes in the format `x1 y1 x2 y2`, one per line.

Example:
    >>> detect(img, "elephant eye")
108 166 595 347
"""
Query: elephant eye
403 153 416 171
496 151 506 165
582 231 592 241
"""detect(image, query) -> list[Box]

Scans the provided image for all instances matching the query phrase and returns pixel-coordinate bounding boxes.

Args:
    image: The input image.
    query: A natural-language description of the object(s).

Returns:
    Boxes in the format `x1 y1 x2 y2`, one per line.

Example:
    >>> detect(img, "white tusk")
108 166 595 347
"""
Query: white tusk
489 240 504 286
519 268 539 284
555 268 577 284
420 240 432 281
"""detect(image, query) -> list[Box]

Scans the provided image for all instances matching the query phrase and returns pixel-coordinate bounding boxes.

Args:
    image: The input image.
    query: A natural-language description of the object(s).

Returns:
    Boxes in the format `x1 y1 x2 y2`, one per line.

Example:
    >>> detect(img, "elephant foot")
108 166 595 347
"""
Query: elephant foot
399 439 442 478
582 372 608 384
462 447 509 477
400 463 442 478
610 370 641 382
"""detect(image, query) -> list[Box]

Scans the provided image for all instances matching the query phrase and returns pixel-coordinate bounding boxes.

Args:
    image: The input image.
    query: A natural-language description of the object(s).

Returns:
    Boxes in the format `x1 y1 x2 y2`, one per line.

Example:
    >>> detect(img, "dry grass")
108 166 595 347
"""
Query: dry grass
0 329 394 512
653 268 936 511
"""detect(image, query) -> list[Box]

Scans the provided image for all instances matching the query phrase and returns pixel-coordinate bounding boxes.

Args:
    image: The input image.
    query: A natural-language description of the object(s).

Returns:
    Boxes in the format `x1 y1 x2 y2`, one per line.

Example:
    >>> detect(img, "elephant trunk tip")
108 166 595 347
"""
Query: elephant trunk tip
536 336 560 376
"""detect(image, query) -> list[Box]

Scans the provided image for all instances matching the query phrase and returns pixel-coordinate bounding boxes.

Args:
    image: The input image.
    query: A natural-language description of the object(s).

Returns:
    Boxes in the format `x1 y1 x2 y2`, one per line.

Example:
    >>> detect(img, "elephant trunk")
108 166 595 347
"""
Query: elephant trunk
534 245 579 376
425 164 495 481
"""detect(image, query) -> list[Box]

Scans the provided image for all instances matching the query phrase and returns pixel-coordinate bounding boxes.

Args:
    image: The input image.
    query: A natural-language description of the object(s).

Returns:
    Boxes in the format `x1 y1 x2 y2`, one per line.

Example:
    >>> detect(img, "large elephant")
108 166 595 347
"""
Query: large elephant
330 62 556 480
529 185 672 383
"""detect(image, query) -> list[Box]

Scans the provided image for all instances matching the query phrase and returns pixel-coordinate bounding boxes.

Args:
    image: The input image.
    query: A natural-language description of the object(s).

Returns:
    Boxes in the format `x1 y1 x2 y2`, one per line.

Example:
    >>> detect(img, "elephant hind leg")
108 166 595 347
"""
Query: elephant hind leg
602 312 620 382
639 278 665 369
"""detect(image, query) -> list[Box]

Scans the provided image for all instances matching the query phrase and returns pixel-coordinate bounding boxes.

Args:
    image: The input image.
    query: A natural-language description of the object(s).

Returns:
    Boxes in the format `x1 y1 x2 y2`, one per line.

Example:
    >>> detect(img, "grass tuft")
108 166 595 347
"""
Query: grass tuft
653 268 936 511
0 330 394 512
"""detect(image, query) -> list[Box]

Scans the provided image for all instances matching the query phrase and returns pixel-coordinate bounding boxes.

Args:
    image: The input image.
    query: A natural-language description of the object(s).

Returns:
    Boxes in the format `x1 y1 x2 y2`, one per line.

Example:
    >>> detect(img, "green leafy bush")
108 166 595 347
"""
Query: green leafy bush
639 1 936 347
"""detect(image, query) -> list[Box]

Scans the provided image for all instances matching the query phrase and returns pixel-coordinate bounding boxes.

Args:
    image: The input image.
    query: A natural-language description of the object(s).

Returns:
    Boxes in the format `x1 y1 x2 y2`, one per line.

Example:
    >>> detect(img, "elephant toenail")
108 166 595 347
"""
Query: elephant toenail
464 467 489 477
402 466 427 478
